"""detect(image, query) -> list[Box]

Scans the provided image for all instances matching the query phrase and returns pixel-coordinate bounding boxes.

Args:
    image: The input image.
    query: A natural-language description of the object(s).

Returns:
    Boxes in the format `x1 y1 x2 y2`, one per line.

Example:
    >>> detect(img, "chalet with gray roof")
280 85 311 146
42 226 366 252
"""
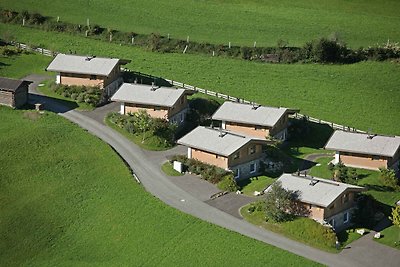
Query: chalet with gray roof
46 54 130 91
269 173 365 230
325 131 400 170
177 126 269 180
0 77 32 108
211 101 298 140
111 83 189 125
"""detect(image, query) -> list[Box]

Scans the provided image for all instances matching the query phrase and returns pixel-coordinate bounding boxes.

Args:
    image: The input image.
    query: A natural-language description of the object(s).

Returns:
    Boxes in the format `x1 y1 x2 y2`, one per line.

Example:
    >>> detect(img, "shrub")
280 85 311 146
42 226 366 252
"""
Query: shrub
379 168 399 191
217 174 238 192
265 181 294 222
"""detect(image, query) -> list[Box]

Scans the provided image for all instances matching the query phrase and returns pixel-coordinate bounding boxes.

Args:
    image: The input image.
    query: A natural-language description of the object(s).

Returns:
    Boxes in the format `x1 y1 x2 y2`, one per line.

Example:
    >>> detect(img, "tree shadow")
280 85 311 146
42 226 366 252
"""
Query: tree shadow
362 184 394 192
287 119 334 149
29 93 78 113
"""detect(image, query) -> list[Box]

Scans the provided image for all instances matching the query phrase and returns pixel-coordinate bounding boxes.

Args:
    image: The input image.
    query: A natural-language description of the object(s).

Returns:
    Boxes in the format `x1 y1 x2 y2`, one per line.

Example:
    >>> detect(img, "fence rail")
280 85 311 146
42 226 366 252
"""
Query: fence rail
11 41 365 133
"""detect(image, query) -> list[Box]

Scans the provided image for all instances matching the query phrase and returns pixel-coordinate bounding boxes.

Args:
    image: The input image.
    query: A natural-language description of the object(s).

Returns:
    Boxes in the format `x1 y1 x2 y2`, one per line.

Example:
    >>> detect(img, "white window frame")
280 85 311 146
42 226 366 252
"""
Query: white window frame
343 212 349 224
234 168 240 179
329 218 335 228
250 163 256 173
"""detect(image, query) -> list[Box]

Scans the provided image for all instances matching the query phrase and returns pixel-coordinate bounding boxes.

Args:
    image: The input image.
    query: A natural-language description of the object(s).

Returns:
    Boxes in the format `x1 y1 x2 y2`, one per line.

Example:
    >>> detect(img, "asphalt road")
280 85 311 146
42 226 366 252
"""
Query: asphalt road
26 75 400 267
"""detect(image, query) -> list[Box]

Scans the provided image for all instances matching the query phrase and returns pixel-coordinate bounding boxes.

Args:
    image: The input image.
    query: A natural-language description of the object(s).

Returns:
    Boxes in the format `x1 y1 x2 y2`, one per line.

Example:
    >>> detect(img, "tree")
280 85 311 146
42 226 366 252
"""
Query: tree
379 168 399 191
133 109 152 143
390 205 400 244
264 181 294 222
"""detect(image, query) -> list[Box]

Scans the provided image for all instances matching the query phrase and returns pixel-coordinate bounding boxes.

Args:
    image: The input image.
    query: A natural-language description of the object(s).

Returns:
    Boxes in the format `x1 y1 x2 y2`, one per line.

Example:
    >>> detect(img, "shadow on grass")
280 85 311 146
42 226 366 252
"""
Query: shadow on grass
122 71 172 87
29 93 78 113
363 184 394 192
287 119 334 149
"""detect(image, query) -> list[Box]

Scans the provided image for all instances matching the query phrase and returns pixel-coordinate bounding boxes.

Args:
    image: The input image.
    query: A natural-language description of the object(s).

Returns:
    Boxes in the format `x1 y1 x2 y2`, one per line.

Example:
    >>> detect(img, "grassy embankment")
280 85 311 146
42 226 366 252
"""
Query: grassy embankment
3 0 400 47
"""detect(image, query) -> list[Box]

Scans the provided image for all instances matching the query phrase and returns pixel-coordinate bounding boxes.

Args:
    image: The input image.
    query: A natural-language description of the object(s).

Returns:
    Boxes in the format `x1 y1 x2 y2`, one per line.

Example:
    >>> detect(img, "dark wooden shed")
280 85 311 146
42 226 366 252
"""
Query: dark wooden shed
0 77 32 108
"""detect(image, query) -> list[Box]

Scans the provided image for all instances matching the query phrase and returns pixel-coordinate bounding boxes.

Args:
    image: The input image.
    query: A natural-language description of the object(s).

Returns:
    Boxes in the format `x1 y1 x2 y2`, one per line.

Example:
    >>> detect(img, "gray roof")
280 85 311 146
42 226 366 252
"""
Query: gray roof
177 126 267 157
46 54 121 76
212 101 294 127
0 77 32 92
325 131 400 158
111 83 186 107
269 174 364 208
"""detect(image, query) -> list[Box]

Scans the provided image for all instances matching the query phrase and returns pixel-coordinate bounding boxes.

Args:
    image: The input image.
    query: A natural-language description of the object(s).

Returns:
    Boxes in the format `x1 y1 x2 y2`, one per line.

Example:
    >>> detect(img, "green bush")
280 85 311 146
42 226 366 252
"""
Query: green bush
49 83 102 107
217 174 238 192
379 168 399 191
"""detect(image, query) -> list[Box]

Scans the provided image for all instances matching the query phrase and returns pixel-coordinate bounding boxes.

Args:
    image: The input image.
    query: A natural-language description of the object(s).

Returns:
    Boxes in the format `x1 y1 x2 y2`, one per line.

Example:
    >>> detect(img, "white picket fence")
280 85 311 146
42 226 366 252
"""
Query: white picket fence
11 41 365 133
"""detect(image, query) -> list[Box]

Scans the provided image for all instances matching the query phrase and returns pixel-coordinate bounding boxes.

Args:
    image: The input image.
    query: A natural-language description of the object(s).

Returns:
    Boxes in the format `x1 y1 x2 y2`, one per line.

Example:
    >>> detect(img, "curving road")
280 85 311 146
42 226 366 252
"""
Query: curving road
26 75 400 267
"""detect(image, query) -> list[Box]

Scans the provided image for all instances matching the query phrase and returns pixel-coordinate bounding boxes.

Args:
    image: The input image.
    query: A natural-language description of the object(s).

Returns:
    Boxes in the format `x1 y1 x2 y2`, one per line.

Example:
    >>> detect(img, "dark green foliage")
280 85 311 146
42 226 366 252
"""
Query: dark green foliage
49 82 102 107
170 155 237 190
264 181 295 222
379 168 399 191
107 111 176 147
217 175 239 192
353 194 381 229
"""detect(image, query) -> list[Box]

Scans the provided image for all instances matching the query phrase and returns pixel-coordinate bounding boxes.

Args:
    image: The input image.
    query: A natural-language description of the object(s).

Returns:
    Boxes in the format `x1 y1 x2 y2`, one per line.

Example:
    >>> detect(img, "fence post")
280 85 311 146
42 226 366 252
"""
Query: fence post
41 48 44 54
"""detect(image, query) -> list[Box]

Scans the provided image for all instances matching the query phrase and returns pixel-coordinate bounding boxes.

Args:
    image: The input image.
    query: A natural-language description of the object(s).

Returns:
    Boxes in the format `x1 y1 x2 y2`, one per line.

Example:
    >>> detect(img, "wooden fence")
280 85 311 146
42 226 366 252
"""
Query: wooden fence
12 42 365 133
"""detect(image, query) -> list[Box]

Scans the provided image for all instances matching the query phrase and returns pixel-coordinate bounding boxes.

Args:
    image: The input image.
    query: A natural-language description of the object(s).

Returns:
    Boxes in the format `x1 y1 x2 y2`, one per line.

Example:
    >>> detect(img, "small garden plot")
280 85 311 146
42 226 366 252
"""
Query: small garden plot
170 155 238 192
241 202 339 253
106 111 176 151
237 176 276 196
47 82 103 107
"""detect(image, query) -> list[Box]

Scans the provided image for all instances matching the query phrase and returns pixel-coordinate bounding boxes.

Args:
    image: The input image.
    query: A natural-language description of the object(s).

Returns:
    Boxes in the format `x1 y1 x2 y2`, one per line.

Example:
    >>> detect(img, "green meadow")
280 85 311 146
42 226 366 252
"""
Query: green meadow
2 0 400 47
0 106 319 266
1 23 399 135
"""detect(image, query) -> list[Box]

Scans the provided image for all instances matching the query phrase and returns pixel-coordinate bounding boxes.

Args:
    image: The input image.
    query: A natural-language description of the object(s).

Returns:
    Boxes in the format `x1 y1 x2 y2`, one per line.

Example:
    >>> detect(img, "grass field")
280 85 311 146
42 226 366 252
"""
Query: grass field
0 52 51 78
0 106 319 266
2 0 400 47
2 23 399 136
238 176 275 196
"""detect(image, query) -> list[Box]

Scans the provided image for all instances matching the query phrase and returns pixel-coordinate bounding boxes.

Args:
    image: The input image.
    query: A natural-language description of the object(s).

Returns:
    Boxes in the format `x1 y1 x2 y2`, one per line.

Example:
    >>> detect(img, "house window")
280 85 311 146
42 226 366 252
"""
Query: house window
329 219 335 228
234 168 240 179
90 75 96 80
250 163 256 173
233 152 240 159
248 145 256 155
216 155 219 159
180 113 184 122
343 212 349 223
342 193 348 203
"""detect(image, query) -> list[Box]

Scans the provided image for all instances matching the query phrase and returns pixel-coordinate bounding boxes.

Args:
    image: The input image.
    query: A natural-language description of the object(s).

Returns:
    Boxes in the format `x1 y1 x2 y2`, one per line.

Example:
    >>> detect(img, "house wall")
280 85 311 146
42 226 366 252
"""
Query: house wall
0 90 13 107
269 114 289 136
324 191 356 218
60 73 105 88
191 148 228 169
228 143 263 167
225 122 269 139
310 205 325 221
13 85 28 108
326 207 357 231
230 159 263 180
169 95 187 117
0 84 28 108
339 152 388 170
388 148 400 167
125 104 169 120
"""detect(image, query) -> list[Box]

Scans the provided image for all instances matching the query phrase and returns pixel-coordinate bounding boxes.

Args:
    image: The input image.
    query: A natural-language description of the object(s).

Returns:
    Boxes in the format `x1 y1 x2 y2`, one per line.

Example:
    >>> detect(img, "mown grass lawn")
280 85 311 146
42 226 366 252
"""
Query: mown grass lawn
161 161 183 176
0 106 320 266
0 52 51 78
238 176 276 196
2 23 399 135
3 0 400 47
309 157 400 207
375 225 400 250
240 204 338 253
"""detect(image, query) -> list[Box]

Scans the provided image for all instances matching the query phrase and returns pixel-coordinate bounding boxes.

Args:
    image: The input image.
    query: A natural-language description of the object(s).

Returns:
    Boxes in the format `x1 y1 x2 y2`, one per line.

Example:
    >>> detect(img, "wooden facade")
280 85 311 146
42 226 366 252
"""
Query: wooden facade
0 79 30 108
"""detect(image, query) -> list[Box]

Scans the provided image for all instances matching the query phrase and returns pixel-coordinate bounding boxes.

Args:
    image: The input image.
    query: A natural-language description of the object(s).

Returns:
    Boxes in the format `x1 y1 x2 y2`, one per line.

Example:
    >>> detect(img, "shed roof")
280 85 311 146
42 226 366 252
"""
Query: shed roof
0 77 32 92
325 131 400 158
46 54 127 76
212 101 296 127
269 174 364 208
177 126 267 157
111 83 186 107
